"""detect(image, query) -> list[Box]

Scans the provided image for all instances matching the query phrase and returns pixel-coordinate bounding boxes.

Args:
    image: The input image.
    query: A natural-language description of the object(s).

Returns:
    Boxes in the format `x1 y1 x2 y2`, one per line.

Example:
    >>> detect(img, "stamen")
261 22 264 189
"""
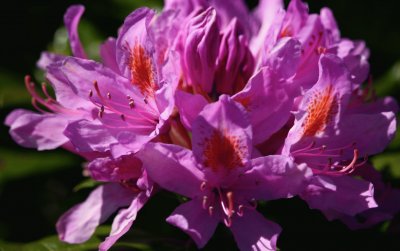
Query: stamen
31 98 49 114
208 206 214 216
129 100 135 109
226 191 235 217
202 196 208 209
200 181 207 191
237 205 244 217
98 105 104 118
224 217 232 227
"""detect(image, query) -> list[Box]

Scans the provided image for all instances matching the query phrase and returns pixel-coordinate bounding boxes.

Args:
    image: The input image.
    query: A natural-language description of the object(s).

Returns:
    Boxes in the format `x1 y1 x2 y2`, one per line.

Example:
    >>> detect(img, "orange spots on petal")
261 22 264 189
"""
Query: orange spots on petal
302 85 338 137
280 26 293 38
127 43 156 97
203 129 245 172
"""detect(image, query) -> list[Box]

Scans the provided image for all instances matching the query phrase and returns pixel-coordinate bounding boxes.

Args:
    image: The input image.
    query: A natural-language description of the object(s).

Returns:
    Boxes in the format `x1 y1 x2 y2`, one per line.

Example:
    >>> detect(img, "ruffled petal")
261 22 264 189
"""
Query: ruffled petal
234 155 311 200
136 143 204 198
188 95 256 186
166 199 219 248
64 5 87 58
230 209 281 251
175 90 208 130
88 154 143 182
301 175 378 217
99 192 150 251
5 109 69 150
100 37 120 74
233 67 294 144
37 52 66 70
56 184 134 243
116 7 155 80
64 119 118 152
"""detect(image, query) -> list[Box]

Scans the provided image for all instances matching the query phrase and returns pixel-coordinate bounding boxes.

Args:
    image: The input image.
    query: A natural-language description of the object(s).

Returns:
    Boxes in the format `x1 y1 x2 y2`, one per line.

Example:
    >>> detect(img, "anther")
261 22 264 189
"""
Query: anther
129 100 135 109
208 206 214 216
200 182 207 191
89 90 93 97
107 92 111 99
98 105 105 118
120 114 126 121
237 205 244 217
224 217 232 227
249 198 257 209
143 98 148 104
317 46 327 55
202 196 208 209
226 191 235 217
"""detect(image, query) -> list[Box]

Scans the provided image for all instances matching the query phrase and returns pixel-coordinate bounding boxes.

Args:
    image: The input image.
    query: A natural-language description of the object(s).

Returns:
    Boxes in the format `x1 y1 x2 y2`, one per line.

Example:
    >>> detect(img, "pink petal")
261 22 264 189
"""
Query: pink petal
36 52 66 70
99 192 150 251
64 119 118 152
234 155 311 200
136 143 204 198
88 154 143 182
192 95 252 169
301 175 378 217
175 90 208 130
100 37 120 74
233 68 294 144
6 109 69 150
230 210 281 251
116 7 155 79
57 184 134 244
64 5 87 58
166 199 219 248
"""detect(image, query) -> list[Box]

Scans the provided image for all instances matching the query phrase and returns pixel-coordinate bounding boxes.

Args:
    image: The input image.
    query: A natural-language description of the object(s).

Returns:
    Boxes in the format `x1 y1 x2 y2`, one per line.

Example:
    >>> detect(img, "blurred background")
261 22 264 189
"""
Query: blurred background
0 0 400 250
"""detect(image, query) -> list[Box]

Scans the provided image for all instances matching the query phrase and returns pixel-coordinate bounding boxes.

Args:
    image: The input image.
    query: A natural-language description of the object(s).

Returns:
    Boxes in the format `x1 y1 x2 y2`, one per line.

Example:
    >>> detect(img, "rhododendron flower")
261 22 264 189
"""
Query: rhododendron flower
257 0 369 89
57 154 152 251
3 0 399 250
281 54 397 220
137 96 311 250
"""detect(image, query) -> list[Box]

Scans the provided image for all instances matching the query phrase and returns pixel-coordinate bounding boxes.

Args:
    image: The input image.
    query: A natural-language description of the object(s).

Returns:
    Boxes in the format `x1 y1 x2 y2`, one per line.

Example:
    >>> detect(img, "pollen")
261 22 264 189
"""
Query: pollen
127 43 156 97
302 85 338 137
203 129 245 171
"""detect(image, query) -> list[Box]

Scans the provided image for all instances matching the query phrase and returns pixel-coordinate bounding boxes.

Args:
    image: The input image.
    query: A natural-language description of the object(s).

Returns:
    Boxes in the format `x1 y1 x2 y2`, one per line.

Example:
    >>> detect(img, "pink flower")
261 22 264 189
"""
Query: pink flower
281 55 397 219
56 154 152 251
137 96 310 250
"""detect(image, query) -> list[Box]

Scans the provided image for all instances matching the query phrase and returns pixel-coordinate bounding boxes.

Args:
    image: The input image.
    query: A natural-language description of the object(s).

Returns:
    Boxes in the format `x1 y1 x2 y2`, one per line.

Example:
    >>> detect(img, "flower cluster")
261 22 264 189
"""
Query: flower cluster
5 0 400 250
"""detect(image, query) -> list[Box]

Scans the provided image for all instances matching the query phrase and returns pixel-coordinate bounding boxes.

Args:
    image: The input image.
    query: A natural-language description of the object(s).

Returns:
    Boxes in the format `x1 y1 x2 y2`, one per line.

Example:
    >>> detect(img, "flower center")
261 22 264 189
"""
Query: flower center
127 43 157 98
203 130 245 171
200 183 257 227
302 85 338 137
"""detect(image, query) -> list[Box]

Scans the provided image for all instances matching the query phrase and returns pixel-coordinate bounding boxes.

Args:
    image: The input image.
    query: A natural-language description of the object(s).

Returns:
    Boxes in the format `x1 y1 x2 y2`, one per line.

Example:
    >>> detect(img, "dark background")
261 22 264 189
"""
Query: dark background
0 0 400 250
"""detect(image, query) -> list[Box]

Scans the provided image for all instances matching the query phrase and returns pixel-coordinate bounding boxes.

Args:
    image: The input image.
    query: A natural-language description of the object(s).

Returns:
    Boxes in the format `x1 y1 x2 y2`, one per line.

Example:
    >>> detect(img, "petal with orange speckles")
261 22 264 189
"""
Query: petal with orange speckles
192 95 252 175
